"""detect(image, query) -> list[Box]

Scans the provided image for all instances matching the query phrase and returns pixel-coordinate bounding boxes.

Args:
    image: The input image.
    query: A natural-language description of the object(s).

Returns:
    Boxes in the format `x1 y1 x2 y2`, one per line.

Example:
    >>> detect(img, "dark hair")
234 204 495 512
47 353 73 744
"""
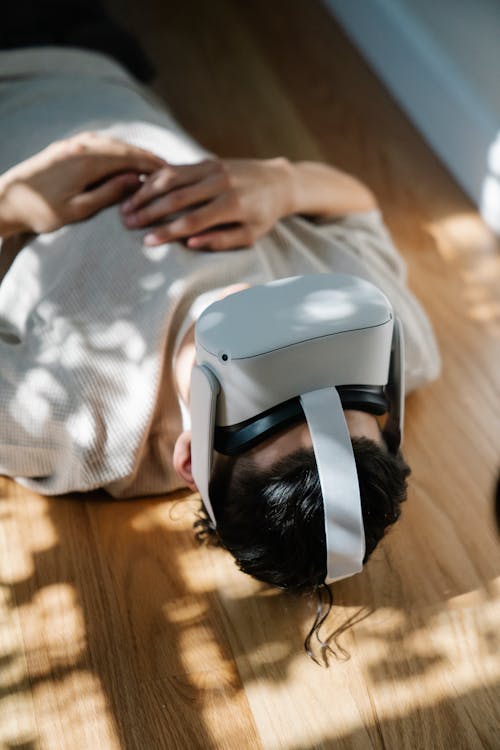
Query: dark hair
194 436 411 592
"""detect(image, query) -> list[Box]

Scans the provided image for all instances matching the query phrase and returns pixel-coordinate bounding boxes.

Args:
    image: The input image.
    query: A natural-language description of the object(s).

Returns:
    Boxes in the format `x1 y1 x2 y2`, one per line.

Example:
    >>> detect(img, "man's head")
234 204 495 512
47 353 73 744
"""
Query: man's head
173 410 410 591
173 274 406 590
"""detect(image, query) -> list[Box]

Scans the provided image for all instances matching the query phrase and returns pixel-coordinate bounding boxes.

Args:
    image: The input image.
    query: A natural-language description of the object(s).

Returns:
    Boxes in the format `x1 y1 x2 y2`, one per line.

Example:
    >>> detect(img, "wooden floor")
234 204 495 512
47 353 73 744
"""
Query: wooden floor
2 1 500 748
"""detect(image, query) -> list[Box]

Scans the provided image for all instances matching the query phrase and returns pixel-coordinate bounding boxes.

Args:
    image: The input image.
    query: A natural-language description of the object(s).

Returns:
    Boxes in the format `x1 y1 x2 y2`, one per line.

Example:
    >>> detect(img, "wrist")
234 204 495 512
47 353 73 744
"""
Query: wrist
287 161 306 216
285 160 328 216
265 157 296 218
0 174 29 238
286 161 377 219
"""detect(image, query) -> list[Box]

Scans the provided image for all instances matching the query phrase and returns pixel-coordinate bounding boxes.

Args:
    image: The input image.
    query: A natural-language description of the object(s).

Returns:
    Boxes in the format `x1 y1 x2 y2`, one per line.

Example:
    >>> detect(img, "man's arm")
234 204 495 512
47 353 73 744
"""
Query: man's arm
286 160 377 219
120 157 377 250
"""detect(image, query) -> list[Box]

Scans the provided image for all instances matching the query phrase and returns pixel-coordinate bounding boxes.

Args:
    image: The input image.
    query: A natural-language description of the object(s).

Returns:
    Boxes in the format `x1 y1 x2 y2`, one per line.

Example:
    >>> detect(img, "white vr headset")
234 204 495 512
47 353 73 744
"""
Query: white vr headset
190 273 404 583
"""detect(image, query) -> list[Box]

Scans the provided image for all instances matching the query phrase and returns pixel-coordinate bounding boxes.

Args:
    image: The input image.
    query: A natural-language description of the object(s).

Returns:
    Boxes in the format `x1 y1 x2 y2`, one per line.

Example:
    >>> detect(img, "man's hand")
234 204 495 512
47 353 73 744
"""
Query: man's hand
120 158 294 251
120 157 377 252
0 132 165 237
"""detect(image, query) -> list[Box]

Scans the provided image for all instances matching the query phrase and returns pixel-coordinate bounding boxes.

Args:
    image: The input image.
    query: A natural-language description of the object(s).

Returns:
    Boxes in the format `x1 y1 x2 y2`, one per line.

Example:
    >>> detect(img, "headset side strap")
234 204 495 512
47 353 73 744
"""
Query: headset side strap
190 365 220 526
384 315 405 452
395 316 405 442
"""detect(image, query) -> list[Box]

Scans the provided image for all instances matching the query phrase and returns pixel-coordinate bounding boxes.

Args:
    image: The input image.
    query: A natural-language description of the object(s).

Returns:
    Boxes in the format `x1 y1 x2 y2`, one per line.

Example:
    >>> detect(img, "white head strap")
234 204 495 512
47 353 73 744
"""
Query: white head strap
300 387 365 582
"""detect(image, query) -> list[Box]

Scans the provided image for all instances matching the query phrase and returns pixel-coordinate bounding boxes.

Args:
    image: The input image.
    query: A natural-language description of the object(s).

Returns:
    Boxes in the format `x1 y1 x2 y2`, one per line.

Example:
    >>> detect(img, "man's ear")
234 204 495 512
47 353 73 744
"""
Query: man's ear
172 431 198 491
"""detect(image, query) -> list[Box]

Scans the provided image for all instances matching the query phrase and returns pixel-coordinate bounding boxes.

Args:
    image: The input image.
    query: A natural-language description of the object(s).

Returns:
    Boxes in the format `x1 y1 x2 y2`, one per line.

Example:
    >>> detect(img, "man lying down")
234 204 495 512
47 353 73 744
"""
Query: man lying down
0 45 440 628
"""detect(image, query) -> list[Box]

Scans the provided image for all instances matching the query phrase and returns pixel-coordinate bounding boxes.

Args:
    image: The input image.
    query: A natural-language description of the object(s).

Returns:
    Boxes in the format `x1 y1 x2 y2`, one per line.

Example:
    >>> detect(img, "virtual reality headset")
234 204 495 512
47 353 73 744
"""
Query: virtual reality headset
190 273 404 583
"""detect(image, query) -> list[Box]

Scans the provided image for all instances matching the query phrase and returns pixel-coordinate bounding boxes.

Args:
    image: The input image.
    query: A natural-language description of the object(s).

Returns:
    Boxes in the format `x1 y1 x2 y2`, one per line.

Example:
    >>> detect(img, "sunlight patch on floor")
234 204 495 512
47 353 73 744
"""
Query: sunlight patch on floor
0 488 122 750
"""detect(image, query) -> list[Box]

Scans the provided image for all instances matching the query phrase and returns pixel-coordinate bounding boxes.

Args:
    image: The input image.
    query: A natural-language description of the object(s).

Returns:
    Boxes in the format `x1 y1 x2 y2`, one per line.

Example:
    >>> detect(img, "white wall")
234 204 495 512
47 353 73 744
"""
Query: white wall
323 0 500 232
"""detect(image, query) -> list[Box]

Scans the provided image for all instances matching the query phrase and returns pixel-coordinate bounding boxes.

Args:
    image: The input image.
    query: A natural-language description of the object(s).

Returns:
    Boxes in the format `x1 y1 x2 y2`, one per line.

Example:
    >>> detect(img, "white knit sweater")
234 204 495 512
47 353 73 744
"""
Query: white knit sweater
0 47 440 497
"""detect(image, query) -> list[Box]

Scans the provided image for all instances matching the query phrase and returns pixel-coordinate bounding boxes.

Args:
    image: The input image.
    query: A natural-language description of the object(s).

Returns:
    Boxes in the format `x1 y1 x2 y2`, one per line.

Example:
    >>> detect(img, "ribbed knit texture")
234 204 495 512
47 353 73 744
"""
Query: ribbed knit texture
0 47 440 497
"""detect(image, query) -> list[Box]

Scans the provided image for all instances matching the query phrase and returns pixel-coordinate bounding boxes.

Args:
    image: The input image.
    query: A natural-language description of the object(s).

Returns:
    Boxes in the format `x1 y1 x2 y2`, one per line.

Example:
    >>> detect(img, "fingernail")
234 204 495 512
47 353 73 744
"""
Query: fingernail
125 215 138 227
121 201 133 213
144 234 158 245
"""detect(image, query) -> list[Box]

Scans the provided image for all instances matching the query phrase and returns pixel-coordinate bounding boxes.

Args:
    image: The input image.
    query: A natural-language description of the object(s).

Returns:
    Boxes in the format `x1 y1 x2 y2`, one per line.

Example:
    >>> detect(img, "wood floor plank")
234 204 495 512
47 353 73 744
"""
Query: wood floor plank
1 0 499 747
0 481 262 749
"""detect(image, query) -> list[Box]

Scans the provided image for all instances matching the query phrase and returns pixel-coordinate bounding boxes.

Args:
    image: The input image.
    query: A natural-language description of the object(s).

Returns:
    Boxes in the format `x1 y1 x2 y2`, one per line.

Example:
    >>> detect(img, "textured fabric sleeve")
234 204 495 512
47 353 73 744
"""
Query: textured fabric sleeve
0 355 81 488
307 209 408 280
0 244 94 491
0 209 168 496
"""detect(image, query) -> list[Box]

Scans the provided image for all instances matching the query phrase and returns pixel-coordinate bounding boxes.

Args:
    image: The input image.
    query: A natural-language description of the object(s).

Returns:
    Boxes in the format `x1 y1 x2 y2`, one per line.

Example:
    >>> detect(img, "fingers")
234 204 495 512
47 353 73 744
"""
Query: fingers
122 172 225 228
89 150 164 180
70 172 142 220
186 226 255 251
70 132 166 167
121 160 221 216
143 193 237 246
58 132 166 181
